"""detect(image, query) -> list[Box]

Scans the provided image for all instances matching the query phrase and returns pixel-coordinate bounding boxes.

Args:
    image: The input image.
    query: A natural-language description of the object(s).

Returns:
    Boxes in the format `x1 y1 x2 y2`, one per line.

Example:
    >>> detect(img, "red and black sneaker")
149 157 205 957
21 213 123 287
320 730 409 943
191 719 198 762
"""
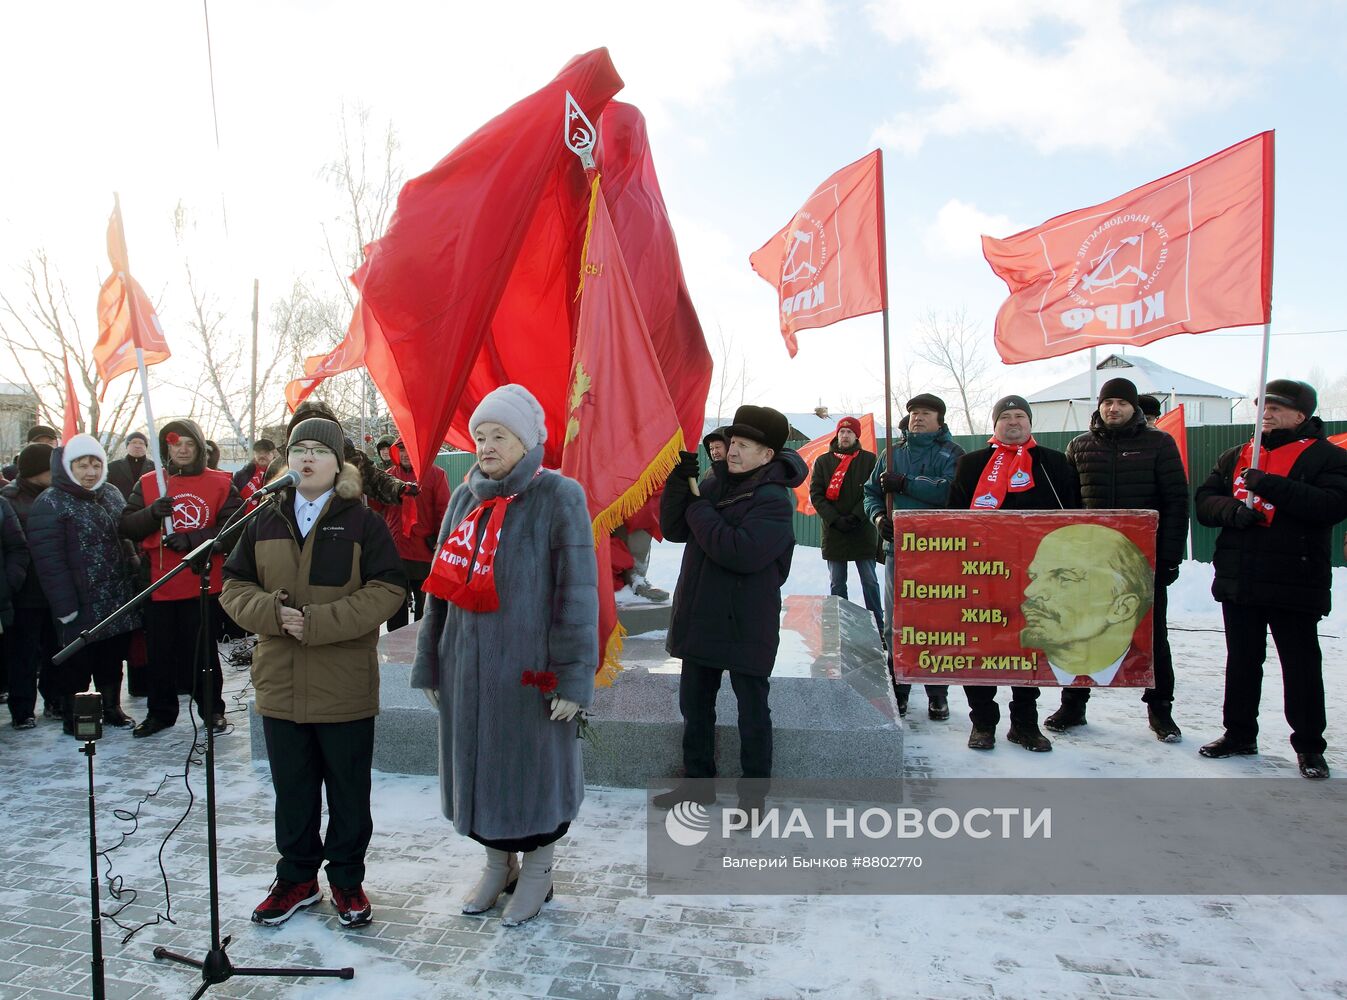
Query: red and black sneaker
251 878 321 926
330 883 373 928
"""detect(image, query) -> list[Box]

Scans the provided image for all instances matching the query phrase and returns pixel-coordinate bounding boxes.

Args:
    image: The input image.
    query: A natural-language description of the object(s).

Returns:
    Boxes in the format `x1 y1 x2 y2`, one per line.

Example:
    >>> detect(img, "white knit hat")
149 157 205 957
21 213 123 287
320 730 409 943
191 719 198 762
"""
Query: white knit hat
62 433 108 490
468 384 548 451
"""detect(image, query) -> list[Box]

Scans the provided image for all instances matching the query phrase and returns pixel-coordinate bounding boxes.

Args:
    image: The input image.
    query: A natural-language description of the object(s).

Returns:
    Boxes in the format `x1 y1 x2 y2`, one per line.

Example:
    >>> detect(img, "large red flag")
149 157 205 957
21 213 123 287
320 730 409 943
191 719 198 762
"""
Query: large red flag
793 414 877 515
62 356 80 442
1329 432 1347 450
984 131 1274 364
749 150 886 357
355 50 624 479
562 190 684 685
95 201 171 398
1154 404 1189 478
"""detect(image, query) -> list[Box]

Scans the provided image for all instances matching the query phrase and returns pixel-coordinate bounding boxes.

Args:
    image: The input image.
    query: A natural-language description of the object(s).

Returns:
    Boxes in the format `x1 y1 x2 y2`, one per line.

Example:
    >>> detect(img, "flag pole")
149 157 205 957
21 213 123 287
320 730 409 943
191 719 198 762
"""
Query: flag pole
114 192 171 533
875 150 893 495
1244 320 1273 506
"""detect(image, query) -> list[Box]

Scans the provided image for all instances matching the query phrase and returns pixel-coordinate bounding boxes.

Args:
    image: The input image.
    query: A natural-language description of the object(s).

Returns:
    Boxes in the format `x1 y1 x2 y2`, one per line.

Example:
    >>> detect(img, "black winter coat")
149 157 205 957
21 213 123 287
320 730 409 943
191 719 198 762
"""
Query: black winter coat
1194 418 1347 617
1066 411 1190 566
107 455 155 502
0 496 28 628
27 448 141 645
948 443 1082 511
0 477 47 609
809 440 879 561
661 450 808 676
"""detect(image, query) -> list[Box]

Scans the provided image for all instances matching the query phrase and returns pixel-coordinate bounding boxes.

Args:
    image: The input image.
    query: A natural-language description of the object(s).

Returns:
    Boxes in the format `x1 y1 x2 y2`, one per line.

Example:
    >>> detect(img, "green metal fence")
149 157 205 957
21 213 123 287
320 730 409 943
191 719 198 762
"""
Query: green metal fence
786 423 1347 566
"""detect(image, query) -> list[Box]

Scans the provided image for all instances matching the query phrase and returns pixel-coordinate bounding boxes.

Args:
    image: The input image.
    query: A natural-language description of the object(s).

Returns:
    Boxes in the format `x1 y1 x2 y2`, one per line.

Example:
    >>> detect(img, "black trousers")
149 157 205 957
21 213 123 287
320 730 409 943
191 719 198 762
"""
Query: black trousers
1061 580 1175 708
262 715 375 888
385 560 430 632
964 685 1040 728
61 632 129 717
145 598 224 724
1221 603 1326 754
679 659 772 781
4 613 57 722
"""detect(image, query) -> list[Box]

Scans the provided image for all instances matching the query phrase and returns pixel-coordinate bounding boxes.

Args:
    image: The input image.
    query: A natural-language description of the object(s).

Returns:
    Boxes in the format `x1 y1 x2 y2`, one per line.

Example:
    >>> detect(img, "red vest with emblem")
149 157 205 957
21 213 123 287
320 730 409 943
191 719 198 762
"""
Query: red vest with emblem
139 468 233 600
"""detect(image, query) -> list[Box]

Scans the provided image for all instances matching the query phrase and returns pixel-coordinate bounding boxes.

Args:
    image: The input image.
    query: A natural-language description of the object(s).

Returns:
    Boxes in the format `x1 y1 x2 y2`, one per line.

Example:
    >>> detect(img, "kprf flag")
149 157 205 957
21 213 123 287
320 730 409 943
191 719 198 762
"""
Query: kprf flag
285 291 373 410
95 200 171 398
983 131 1274 364
750 150 886 357
794 413 877 515
562 188 684 685
62 356 80 442
1154 404 1188 478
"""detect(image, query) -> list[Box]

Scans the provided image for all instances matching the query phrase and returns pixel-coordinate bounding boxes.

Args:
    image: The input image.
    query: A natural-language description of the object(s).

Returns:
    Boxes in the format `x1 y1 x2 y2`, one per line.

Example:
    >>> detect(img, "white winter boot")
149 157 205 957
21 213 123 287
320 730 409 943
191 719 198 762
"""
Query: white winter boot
500 844 555 927
461 847 519 915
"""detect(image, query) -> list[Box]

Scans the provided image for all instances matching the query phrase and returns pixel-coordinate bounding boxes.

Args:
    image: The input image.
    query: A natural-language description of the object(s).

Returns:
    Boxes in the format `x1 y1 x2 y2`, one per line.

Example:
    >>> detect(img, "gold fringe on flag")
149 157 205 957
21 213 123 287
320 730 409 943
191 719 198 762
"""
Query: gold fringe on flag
574 172 602 301
596 620 627 688
589 428 684 546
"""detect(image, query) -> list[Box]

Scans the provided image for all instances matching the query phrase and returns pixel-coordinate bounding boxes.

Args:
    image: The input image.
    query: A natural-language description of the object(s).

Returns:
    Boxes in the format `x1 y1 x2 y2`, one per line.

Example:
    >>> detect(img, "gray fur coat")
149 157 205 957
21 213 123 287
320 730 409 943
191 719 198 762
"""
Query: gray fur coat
411 445 598 840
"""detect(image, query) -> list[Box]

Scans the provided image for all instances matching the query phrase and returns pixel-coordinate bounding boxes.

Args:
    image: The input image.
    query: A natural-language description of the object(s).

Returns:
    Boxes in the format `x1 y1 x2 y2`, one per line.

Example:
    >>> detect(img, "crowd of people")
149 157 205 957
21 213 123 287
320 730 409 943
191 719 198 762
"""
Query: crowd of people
1 374 1342 934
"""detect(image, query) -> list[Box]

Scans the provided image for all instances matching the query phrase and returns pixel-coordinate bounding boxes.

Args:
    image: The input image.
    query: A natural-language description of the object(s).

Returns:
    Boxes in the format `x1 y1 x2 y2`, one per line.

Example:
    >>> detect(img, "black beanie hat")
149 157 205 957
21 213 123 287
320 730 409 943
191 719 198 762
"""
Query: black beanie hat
1137 394 1162 419
906 393 947 423
26 425 58 443
18 443 53 479
726 405 790 454
1098 377 1141 409
126 431 148 444
991 395 1033 425
1262 379 1316 417
287 417 346 469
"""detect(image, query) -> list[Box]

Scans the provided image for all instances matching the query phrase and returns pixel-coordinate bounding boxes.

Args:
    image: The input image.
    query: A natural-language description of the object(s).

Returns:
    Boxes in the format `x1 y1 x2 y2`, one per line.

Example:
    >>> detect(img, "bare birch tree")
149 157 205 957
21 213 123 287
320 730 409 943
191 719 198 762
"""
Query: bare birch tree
913 308 997 435
707 325 757 425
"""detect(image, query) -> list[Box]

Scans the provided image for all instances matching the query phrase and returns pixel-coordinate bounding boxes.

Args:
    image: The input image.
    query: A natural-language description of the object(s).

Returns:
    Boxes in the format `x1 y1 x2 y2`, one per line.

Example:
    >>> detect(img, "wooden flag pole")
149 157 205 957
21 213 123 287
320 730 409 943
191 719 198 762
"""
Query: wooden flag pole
875 150 895 526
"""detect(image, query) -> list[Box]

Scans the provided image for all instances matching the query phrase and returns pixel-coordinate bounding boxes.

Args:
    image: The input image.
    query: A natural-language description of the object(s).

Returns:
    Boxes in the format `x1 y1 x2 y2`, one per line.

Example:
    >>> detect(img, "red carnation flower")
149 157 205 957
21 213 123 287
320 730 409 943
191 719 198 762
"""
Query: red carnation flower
521 670 558 694
165 432 181 445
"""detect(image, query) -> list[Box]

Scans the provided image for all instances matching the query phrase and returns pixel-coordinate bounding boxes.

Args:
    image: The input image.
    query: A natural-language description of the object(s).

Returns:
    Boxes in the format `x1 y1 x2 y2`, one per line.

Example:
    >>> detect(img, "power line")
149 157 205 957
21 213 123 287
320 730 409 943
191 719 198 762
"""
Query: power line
1203 327 1346 338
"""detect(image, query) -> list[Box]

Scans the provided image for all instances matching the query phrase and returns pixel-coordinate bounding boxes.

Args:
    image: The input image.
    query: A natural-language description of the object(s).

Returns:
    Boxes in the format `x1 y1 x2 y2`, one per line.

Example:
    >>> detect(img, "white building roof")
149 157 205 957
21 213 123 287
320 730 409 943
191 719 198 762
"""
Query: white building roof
1027 354 1242 403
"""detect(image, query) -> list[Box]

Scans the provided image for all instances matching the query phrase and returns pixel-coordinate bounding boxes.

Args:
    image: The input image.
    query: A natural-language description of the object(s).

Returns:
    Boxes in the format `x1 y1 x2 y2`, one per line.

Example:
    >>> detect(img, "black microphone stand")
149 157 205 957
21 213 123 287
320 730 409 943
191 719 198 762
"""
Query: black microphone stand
54 490 355 997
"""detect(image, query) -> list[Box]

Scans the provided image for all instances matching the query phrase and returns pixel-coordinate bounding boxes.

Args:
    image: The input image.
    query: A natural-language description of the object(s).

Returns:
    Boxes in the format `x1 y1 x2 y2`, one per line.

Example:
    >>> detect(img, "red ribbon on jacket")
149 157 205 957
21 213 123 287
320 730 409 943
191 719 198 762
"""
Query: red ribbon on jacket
1233 437 1314 526
825 450 859 501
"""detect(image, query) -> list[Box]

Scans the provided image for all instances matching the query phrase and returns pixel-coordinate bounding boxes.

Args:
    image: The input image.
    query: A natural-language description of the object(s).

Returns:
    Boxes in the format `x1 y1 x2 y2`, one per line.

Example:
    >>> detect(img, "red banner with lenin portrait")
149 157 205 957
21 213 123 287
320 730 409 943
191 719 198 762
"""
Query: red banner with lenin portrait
891 510 1156 688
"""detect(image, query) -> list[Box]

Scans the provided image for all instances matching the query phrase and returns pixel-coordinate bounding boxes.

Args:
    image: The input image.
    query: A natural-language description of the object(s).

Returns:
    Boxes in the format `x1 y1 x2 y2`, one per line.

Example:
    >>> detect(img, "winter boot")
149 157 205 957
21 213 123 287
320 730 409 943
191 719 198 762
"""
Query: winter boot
1147 702 1182 743
461 848 520 915
1298 753 1330 780
1043 703 1087 733
927 695 950 721
1006 722 1053 752
1198 735 1258 758
501 844 555 927
968 726 995 751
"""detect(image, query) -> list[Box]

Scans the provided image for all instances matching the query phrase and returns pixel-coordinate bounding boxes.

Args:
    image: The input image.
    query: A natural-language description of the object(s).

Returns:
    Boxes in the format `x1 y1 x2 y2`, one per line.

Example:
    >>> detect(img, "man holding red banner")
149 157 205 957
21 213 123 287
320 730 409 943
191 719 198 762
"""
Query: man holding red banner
1048 377 1189 742
948 396 1081 752
809 416 882 638
1195 379 1347 780
865 394 965 720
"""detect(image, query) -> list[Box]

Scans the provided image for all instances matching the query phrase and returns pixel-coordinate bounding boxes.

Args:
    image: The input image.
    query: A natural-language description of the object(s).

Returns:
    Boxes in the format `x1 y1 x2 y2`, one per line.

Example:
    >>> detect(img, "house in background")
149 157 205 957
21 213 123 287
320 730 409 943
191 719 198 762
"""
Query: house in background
0 383 38 461
1027 353 1242 432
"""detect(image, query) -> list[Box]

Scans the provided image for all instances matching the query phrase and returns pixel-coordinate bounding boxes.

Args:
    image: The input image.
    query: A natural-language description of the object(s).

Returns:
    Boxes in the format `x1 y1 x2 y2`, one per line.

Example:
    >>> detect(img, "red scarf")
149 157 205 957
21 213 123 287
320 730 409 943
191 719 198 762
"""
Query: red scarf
969 437 1037 510
422 470 540 612
388 444 418 538
1233 437 1315 526
826 449 860 501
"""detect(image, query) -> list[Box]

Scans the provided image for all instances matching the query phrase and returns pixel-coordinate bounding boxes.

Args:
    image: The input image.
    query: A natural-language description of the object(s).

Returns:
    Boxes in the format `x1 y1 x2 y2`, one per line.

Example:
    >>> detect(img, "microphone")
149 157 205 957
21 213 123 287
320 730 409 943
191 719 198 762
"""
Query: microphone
255 469 302 496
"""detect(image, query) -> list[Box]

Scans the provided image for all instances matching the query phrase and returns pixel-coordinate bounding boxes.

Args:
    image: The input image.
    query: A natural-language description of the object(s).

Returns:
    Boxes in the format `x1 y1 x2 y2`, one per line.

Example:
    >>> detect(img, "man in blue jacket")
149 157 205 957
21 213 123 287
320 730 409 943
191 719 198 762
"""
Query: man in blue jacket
864 394 965 720
656 405 806 814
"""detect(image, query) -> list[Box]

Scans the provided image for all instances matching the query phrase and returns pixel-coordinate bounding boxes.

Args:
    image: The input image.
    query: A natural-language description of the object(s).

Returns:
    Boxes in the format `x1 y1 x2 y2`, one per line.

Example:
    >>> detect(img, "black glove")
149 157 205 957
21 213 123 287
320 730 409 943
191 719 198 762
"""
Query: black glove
881 471 907 495
1157 563 1180 587
1241 467 1266 492
163 532 192 553
876 515 894 543
149 495 175 518
834 514 859 533
1230 504 1266 529
673 451 700 482
401 481 420 497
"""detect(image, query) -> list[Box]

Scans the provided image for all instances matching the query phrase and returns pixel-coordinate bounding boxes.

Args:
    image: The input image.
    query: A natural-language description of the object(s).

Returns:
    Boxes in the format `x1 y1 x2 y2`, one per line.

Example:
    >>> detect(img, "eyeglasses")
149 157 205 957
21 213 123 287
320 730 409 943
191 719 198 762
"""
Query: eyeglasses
287 446 335 459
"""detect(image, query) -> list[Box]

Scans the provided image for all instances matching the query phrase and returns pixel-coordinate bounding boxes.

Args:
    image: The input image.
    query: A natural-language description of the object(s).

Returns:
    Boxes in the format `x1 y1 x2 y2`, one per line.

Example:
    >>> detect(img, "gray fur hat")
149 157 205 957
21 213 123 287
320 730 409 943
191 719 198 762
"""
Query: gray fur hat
469 383 548 451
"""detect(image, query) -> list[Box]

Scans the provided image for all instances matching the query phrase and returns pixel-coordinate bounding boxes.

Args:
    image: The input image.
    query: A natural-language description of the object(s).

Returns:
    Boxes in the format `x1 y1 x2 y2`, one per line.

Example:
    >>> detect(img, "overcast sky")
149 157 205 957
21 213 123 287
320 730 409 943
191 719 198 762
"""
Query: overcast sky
2 0 1343 435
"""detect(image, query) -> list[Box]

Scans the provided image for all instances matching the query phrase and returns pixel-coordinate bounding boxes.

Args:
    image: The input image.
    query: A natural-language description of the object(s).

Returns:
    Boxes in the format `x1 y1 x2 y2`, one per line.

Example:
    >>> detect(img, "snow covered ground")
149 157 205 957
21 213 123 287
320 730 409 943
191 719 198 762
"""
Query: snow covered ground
0 538 1344 999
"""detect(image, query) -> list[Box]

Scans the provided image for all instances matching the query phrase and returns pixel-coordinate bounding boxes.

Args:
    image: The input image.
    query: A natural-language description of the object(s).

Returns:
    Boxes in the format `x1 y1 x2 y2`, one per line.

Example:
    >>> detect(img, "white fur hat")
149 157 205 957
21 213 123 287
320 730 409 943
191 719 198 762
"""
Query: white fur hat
469 384 548 451
62 433 108 490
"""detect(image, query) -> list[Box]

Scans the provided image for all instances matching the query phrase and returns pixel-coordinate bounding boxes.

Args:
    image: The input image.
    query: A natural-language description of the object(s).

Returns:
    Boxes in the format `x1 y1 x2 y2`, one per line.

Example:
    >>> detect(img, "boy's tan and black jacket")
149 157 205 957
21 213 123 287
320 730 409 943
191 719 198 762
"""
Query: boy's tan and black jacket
220 464 408 724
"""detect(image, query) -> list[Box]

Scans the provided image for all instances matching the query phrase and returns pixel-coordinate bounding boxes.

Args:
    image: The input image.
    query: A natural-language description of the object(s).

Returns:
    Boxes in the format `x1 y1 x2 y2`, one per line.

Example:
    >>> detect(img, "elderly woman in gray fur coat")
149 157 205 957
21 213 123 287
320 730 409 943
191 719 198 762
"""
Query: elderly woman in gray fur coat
412 384 598 927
